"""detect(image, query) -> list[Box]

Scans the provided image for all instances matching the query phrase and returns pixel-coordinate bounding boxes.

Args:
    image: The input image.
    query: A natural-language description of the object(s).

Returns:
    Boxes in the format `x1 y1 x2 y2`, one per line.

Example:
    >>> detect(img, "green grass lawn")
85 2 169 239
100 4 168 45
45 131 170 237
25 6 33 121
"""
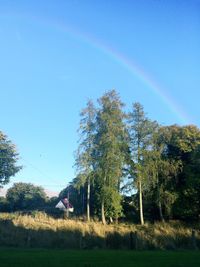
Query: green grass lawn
0 249 200 267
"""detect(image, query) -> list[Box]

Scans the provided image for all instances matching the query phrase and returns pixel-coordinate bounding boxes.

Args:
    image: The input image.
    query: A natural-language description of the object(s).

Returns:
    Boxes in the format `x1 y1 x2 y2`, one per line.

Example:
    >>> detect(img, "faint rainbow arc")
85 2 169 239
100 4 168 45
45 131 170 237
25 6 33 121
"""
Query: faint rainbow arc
1 13 190 124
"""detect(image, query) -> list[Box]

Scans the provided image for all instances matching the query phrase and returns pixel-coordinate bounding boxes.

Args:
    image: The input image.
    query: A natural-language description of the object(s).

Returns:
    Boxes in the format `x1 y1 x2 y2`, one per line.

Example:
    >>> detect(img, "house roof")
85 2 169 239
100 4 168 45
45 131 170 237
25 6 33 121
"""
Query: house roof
61 198 73 209
55 198 73 210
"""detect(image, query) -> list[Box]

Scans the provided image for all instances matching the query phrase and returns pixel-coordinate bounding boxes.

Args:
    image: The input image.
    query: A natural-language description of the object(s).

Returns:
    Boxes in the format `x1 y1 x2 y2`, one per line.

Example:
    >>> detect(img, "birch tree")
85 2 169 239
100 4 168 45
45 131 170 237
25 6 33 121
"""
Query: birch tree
128 103 157 225
75 100 96 221
95 90 127 224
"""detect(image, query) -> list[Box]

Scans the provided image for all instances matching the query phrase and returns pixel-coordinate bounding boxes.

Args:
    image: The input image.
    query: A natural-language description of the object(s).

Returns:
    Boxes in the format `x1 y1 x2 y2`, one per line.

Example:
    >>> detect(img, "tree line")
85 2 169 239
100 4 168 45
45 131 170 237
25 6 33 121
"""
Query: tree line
71 90 200 224
0 89 200 224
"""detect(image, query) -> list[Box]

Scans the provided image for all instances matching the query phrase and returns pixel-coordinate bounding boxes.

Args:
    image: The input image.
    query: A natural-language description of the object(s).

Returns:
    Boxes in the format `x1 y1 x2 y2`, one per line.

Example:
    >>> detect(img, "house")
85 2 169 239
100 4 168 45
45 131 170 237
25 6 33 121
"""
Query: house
55 198 74 212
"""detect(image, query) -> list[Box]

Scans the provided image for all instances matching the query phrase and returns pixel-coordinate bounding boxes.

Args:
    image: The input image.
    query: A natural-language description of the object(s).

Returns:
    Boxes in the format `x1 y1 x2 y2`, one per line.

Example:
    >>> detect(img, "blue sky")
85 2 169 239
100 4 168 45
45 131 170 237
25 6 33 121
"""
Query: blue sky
0 0 199 195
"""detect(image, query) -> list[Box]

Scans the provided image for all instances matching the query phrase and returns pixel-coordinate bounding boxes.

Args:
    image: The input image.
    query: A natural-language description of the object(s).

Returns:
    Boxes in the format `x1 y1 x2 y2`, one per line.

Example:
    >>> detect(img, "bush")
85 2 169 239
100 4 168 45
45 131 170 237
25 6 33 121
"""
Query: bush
0 197 10 212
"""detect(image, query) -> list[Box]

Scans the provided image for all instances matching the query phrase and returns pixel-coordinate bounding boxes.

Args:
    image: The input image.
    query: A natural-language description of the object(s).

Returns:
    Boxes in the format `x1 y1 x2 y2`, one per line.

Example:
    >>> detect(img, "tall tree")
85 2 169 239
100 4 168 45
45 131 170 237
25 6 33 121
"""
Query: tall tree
163 125 200 220
128 103 157 225
0 131 21 187
142 127 182 221
75 100 96 221
95 90 127 224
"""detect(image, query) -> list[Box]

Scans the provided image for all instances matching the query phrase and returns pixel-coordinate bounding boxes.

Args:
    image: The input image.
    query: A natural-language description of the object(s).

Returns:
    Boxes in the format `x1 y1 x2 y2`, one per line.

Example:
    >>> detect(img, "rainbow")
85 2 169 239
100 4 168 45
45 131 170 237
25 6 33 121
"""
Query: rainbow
1 12 190 124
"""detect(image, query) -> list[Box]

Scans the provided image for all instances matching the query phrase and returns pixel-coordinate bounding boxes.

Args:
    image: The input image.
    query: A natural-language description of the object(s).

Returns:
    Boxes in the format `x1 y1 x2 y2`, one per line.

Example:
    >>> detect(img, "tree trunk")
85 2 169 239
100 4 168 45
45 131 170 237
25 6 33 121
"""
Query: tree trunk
101 199 106 225
82 187 85 215
87 179 90 222
157 184 164 222
158 199 164 222
64 210 68 219
139 179 144 225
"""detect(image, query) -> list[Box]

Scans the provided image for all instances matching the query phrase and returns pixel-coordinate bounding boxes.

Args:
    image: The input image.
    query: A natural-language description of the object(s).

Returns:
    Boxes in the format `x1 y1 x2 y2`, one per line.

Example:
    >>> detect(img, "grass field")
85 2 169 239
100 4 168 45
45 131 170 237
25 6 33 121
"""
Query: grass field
0 249 200 267
0 212 199 250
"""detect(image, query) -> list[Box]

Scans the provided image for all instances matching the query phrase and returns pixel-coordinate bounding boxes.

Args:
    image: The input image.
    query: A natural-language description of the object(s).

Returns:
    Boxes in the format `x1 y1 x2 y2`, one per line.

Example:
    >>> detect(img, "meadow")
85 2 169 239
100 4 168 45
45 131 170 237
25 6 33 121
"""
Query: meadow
0 212 199 250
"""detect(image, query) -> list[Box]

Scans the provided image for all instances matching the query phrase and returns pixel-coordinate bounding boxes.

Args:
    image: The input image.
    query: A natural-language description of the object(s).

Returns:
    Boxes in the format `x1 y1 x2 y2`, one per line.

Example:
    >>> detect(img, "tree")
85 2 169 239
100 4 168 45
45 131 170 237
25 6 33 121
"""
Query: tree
0 196 10 212
163 125 200 220
74 100 96 221
128 103 157 225
142 127 182 221
183 144 200 220
6 182 47 211
94 90 127 224
0 131 21 187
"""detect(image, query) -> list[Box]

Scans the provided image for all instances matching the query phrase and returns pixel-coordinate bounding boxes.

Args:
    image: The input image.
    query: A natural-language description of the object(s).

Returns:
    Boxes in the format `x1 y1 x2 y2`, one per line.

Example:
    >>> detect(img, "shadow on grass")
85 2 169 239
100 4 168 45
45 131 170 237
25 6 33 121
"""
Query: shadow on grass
0 218 199 250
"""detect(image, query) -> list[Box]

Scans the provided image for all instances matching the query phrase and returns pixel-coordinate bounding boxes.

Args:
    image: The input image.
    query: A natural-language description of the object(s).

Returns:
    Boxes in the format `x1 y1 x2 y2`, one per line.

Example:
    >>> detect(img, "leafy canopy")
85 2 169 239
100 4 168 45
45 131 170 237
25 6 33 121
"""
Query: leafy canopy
0 131 21 187
6 182 47 211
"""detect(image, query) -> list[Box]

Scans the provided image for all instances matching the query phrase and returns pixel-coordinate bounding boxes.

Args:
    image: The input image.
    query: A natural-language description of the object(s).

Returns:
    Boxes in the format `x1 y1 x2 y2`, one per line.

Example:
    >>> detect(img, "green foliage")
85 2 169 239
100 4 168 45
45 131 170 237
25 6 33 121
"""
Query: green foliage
75 100 96 183
128 102 158 224
142 127 182 220
74 100 96 220
94 90 127 222
169 125 200 153
47 196 59 207
1 91 199 225
0 131 21 187
102 186 123 219
71 91 200 223
161 126 200 220
0 197 10 212
6 182 47 211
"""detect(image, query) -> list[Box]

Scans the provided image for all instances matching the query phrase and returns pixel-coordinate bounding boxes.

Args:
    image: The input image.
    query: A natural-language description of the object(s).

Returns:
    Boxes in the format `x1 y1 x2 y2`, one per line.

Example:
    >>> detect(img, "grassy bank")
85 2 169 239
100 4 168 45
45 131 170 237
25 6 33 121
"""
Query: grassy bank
0 249 200 267
0 212 199 250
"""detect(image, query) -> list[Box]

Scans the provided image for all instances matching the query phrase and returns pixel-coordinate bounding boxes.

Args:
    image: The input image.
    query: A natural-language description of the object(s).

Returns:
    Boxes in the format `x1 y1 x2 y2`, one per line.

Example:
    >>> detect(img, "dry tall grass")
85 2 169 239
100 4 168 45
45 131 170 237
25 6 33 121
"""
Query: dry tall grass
0 212 199 250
